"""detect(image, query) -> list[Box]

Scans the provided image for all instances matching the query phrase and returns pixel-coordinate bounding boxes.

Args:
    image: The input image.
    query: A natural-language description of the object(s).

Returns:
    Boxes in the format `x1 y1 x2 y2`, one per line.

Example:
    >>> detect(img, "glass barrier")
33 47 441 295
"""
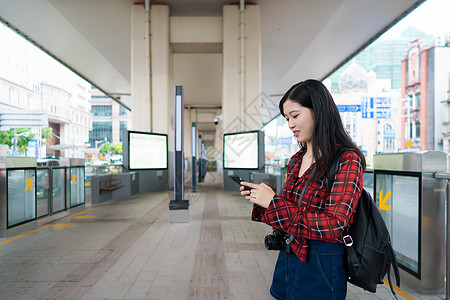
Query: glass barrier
52 168 66 213
36 168 50 218
363 170 374 198
7 169 36 227
70 167 85 207
375 171 421 276
109 164 122 174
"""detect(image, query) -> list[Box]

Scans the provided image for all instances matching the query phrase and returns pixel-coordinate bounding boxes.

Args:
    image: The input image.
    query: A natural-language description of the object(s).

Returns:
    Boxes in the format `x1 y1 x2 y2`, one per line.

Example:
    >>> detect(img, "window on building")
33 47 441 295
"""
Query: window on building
383 123 395 152
119 106 128 116
406 92 413 110
414 119 420 139
414 89 421 109
89 121 112 148
91 105 112 117
119 121 127 142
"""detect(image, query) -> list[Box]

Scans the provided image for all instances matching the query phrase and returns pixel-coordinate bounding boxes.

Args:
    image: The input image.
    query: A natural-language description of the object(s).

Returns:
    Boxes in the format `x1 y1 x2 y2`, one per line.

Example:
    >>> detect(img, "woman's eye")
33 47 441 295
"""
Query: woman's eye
293 115 299 119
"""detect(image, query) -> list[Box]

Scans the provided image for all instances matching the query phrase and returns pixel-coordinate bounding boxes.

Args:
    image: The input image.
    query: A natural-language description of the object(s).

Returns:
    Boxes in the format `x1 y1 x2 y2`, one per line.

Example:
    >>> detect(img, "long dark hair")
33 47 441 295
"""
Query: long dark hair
279 79 366 181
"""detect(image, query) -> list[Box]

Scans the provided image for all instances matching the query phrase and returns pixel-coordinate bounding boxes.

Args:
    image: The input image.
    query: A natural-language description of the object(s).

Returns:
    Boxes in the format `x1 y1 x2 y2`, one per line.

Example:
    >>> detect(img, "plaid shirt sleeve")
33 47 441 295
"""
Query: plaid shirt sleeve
251 151 302 222
258 150 363 243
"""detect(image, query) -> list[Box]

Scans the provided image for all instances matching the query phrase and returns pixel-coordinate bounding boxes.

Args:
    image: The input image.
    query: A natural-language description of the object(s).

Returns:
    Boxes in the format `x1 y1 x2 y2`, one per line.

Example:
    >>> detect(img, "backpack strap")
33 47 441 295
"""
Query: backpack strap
386 242 401 299
387 242 401 287
326 148 362 279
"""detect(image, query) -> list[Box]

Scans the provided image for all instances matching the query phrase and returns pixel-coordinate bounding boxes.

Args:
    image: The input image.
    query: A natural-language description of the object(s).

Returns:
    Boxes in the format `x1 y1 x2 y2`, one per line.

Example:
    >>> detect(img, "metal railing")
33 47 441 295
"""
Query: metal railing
435 172 450 300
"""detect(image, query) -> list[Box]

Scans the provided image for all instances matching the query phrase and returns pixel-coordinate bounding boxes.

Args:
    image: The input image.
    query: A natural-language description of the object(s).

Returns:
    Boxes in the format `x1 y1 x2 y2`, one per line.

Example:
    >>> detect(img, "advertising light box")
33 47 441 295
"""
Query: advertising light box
128 131 168 170
223 130 263 169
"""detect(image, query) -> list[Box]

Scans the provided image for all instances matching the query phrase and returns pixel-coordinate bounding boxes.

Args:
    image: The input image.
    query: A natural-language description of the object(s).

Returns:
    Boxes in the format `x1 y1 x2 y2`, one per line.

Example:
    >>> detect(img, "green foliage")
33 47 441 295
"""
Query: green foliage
0 127 52 154
0 130 14 147
17 133 35 154
112 142 123 154
42 127 53 139
0 128 35 153
99 142 123 155
99 142 111 155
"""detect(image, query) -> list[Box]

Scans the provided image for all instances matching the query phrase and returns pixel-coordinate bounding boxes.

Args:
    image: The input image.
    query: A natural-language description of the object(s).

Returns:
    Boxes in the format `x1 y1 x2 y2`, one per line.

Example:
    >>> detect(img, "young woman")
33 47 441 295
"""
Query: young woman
240 79 366 300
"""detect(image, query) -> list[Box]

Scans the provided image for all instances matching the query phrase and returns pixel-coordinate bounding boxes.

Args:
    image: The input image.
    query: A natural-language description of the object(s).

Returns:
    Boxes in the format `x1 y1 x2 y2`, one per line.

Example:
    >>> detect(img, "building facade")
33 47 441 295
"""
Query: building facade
328 27 434 94
89 87 131 155
0 24 92 158
331 60 403 167
400 39 450 152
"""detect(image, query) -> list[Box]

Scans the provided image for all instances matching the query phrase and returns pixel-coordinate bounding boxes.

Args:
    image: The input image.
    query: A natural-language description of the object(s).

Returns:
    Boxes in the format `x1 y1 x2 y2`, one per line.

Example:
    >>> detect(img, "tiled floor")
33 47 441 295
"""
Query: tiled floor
0 172 445 299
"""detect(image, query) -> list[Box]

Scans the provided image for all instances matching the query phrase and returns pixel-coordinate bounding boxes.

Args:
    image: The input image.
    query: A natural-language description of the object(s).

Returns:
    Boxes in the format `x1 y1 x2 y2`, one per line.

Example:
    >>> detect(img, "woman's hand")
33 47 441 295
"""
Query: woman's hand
240 182 275 209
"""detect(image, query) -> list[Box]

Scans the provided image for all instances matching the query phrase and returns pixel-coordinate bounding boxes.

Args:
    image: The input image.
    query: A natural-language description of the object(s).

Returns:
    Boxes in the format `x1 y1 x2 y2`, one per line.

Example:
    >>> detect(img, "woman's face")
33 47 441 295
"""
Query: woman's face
283 99 314 144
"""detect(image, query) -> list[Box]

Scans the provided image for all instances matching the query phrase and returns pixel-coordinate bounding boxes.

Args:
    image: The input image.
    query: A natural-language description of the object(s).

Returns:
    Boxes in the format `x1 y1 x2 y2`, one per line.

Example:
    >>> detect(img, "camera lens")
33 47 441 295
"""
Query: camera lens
265 234 279 250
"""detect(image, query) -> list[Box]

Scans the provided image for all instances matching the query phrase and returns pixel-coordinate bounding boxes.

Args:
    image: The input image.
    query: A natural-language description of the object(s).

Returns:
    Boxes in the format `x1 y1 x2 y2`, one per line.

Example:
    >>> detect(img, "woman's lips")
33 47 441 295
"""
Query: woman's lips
293 131 299 137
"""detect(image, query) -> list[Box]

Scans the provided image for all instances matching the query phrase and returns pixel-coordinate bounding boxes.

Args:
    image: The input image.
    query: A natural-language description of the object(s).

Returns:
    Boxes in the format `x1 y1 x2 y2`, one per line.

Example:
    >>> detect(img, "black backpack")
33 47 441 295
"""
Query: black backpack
326 148 401 297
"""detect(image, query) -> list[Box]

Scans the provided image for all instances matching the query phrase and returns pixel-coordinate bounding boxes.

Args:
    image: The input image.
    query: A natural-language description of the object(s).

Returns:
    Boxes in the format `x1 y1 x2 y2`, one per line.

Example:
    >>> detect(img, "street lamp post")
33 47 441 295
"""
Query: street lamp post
95 137 107 149
94 138 107 161
11 130 30 155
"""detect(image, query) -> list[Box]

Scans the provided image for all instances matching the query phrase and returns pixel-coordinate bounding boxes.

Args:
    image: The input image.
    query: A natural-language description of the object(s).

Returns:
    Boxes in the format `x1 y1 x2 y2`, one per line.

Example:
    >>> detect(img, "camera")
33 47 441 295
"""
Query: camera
213 114 222 125
264 228 293 254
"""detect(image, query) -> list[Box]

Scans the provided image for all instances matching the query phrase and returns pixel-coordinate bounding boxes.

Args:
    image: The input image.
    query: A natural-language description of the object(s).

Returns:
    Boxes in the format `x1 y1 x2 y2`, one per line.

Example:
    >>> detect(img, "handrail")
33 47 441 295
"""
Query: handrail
435 172 450 179
436 172 450 300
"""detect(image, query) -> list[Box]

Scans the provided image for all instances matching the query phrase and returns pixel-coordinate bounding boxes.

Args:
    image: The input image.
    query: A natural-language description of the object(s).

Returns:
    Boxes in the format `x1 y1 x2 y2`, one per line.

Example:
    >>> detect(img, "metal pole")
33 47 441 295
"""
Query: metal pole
198 135 203 183
447 178 450 300
191 122 197 193
174 86 184 201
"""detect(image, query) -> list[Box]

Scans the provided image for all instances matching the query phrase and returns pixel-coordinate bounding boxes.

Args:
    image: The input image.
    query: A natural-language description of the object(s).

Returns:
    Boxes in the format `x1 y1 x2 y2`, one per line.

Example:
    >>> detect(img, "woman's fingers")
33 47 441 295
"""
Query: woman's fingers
240 190 251 196
240 181 257 189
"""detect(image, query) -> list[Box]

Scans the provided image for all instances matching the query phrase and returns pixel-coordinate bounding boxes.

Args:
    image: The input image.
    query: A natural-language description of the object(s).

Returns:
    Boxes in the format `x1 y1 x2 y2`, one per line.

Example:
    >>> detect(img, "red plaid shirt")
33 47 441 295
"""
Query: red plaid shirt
252 147 363 263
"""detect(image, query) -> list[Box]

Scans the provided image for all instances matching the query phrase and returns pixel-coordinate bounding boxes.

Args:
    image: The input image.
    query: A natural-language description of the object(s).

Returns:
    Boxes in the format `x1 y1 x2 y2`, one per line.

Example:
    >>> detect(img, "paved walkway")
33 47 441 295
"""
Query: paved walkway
0 172 444 299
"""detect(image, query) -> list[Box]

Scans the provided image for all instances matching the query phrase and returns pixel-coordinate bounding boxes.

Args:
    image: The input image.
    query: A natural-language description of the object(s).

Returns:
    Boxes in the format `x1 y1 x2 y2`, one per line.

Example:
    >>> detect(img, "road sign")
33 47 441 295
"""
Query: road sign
376 97 391 119
28 139 39 158
376 107 391 119
361 97 391 119
361 97 375 118
337 105 361 112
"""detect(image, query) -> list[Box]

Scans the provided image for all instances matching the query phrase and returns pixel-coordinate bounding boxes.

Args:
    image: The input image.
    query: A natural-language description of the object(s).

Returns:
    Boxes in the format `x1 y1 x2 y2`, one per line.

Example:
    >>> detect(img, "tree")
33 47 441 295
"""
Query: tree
99 142 111 155
42 127 53 140
99 142 123 155
0 130 14 147
112 142 123 154
0 128 34 154
0 127 52 154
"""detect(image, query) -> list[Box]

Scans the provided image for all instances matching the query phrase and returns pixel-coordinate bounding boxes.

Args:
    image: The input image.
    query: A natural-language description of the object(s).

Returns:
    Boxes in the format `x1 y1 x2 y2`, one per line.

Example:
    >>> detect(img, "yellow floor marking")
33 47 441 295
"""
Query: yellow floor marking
383 278 414 300
52 224 77 229
0 225 52 246
37 212 66 224
64 208 93 220
0 209 94 248
75 215 95 219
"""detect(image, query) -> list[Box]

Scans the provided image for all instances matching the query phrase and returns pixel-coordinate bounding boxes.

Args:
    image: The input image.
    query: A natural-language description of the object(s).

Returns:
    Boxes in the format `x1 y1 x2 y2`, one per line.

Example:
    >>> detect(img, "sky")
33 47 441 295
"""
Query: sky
380 0 450 40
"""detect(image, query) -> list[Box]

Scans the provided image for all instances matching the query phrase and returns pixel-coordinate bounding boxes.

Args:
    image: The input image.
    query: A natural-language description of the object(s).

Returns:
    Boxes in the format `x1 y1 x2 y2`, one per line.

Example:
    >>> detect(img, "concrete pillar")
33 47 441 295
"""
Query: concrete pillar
131 5 170 134
131 5 151 132
222 5 261 133
151 6 170 135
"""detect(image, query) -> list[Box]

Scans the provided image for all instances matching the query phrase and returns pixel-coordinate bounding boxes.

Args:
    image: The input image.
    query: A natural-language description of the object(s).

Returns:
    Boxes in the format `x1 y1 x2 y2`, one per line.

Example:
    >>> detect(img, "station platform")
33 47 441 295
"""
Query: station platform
0 172 444 300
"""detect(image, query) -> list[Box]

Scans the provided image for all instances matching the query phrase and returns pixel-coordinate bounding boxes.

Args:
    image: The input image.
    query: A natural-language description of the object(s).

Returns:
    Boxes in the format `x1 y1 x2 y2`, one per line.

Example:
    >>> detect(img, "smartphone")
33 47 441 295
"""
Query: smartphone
228 175 252 191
